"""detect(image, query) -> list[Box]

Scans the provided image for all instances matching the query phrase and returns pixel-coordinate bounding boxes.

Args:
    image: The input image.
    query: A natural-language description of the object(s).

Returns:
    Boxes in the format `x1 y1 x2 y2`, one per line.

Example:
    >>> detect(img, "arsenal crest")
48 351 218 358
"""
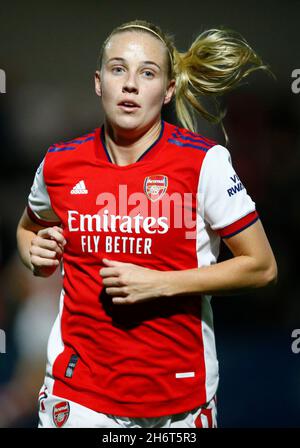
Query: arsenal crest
144 175 168 202
53 401 70 428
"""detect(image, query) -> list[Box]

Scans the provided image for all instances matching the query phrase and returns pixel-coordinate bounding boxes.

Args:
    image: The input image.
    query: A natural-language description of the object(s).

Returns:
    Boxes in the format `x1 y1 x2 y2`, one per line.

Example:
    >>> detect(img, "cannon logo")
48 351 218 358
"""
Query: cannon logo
144 175 168 202
0 329 6 354
53 401 70 427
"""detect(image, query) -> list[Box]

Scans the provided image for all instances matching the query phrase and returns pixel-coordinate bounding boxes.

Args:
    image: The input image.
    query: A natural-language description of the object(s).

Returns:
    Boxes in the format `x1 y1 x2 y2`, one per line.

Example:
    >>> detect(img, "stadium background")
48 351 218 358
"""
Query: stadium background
0 0 299 427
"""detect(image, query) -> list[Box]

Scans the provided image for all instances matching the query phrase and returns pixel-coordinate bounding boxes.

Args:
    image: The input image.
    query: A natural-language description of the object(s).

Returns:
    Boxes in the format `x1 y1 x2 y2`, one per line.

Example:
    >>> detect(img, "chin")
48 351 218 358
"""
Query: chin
114 117 142 132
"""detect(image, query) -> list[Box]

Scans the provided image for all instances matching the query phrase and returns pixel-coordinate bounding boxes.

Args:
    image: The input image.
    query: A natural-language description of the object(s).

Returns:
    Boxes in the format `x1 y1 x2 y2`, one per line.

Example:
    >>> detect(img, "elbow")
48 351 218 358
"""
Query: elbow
260 259 278 288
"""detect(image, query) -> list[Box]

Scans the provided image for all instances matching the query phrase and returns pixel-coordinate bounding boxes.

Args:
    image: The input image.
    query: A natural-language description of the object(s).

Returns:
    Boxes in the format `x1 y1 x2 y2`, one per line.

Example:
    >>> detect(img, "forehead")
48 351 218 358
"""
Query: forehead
103 31 167 64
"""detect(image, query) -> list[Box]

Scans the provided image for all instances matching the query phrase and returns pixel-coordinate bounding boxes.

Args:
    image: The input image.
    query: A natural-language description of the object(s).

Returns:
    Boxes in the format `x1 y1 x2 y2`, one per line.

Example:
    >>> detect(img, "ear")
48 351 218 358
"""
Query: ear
163 79 176 105
95 70 102 97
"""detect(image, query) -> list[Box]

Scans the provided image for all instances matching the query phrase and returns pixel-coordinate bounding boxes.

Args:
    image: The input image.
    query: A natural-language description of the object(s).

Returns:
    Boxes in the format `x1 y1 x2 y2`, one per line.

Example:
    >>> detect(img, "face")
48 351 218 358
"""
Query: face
95 31 175 135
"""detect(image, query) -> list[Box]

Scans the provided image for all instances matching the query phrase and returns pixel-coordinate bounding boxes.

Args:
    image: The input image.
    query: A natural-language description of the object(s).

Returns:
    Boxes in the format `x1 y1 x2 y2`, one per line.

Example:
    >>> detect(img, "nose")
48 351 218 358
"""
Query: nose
122 72 138 94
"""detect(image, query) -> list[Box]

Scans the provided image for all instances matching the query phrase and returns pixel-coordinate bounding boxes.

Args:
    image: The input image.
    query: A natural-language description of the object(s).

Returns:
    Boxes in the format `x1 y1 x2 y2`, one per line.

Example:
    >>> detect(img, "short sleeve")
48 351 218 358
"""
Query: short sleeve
198 145 259 239
27 159 61 227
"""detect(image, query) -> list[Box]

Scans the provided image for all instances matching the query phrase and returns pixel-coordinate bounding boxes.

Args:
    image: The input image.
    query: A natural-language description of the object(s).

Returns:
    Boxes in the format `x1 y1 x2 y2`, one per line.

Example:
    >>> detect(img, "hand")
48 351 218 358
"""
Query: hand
99 258 170 305
30 226 66 277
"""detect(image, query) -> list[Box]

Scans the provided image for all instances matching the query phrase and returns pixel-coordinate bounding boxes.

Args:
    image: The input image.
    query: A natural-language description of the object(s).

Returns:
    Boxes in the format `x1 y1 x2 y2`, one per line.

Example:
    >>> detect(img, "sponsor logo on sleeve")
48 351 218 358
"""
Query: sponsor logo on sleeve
227 174 245 197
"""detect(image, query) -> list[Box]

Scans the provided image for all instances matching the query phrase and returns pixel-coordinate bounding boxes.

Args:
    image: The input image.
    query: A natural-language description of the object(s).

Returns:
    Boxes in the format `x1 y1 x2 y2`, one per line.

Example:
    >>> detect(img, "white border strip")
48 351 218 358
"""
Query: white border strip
175 371 195 378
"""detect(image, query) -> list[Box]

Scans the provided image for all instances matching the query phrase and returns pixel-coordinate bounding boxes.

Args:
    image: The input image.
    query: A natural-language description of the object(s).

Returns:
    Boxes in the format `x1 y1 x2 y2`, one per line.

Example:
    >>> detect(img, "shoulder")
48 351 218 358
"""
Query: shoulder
46 129 96 154
165 122 219 154
42 128 98 180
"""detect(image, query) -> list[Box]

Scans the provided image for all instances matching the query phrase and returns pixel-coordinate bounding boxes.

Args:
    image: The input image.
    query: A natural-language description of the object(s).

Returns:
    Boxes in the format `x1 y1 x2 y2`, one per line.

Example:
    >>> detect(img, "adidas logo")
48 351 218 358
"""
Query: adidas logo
70 180 88 195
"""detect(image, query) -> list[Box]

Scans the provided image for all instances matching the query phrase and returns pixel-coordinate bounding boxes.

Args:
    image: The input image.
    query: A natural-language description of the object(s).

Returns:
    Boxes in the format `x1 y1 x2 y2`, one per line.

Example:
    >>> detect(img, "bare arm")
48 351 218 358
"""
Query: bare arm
100 220 277 304
16 207 66 277
164 219 277 297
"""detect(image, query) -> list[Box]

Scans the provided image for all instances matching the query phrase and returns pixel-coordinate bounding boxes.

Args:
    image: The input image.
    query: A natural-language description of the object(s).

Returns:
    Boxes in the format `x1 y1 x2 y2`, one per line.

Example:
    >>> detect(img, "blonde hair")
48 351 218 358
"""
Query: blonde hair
98 20 270 136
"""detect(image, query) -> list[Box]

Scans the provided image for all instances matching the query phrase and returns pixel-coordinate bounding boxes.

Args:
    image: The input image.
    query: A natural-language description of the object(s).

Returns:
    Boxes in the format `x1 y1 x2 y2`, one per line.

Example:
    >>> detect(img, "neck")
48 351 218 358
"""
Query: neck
103 120 162 166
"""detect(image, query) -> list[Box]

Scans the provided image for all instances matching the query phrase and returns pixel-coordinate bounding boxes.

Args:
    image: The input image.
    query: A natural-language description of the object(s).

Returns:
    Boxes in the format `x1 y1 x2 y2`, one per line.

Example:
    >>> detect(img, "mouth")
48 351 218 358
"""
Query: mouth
117 101 141 111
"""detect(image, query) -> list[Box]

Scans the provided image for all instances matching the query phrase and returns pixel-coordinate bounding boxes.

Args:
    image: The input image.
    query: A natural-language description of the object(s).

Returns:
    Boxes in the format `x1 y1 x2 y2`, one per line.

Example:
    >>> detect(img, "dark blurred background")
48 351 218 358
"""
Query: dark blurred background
0 0 299 428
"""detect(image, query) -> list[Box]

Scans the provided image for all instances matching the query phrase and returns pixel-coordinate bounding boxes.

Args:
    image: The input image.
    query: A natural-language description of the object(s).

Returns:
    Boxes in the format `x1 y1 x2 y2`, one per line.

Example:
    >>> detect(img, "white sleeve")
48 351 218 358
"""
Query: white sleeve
27 159 60 225
198 145 258 237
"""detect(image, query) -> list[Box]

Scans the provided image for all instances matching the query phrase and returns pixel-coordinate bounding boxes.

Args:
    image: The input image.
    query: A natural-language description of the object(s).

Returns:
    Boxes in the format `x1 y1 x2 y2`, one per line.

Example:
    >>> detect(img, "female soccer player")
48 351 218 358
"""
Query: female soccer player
16 20 277 428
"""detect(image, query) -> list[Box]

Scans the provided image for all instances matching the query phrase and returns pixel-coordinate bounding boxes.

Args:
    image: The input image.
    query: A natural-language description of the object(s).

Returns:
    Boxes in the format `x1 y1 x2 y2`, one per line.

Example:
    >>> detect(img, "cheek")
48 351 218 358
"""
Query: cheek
101 81 117 105
145 83 166 107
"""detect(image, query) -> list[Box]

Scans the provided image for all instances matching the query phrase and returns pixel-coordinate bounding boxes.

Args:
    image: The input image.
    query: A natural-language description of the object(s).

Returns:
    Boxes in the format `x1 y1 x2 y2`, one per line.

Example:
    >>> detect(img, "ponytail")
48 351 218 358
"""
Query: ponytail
173 28 271 134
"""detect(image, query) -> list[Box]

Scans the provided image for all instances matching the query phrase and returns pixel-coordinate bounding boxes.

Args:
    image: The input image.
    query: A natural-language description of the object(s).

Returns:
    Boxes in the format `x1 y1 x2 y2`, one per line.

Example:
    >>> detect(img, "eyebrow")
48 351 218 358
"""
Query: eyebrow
106 57 161 70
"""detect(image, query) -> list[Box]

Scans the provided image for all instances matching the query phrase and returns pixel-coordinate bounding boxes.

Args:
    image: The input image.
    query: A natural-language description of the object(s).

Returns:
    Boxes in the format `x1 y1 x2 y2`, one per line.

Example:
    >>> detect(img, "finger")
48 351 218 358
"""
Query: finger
102 277 124 287
32 238 64 256
99 267 120 278
38 227 67 246
30 246 60 260
105 287 127 297
112 297 132 305
48 228 66 246
52 227 67 246
29 246 63 259
31 255 60 268
102 258 130 267
52 226 64 233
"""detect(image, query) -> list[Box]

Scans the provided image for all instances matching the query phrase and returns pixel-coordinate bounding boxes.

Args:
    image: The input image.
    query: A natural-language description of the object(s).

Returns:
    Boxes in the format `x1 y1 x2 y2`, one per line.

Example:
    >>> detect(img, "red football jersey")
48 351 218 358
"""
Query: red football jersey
27 121 258 417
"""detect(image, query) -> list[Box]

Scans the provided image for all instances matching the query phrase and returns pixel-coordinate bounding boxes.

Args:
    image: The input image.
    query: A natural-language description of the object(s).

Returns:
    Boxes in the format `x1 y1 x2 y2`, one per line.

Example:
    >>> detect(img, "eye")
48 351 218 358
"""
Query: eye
111 66 125 75
142 70 155 78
